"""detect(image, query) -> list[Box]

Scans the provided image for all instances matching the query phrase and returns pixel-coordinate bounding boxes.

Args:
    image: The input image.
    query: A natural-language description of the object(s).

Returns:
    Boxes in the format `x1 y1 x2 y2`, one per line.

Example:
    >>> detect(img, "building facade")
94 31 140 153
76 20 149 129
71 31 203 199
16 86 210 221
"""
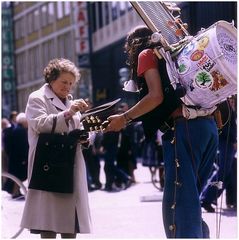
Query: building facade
2 1 237 114
11 2 92 113
89 1 237 105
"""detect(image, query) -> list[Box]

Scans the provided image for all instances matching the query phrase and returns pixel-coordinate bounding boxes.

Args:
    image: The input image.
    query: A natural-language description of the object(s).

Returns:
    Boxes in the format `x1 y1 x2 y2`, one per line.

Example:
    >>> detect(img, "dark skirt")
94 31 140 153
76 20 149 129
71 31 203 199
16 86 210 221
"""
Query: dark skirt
30 210 80 234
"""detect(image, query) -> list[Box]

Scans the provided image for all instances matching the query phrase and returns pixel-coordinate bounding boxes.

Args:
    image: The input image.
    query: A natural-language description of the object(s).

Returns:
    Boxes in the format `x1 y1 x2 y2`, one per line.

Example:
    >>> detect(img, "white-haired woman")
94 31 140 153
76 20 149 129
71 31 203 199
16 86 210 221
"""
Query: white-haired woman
20 58 92 238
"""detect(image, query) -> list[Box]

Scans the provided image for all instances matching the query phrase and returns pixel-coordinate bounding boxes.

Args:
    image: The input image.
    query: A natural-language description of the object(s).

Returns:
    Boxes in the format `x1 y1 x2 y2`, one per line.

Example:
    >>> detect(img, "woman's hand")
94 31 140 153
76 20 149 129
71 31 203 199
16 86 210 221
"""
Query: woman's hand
70 99 88 114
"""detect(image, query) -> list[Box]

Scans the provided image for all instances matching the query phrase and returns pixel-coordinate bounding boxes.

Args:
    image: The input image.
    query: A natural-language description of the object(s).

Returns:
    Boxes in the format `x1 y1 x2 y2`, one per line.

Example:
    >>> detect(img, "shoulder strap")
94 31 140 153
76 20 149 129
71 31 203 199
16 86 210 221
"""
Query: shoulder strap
51 116 57 134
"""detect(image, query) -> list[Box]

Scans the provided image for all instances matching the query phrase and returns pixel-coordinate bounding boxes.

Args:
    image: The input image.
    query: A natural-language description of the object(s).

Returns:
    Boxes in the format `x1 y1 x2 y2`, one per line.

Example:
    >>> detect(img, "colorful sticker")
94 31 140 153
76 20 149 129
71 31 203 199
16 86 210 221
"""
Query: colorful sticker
217 30 237 65
197 54 216 72
177 57 190 74
182 41 195 55
190 50 204 61
210 70 229 91
197 36 209 51
194 70 213 89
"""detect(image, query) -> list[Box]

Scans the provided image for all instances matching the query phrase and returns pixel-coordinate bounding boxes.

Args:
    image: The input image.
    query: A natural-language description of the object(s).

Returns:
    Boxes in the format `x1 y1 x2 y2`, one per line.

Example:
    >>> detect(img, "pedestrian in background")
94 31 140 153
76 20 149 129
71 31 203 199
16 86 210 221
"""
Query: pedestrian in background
20 58 92 238
82 98 102 191
90 132 104 190
1 118 11 173
201 98 237 212
2 111 28 199
2 111 18 166
101 130 131 192
3 112 29 200
9 112 28 199
116 102 137 185
105 25 218 238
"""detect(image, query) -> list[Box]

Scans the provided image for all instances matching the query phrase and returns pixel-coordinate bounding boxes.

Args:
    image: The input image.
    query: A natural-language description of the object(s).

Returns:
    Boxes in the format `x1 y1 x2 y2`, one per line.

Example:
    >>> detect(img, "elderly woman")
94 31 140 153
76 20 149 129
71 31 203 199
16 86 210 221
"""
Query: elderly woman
20 58 92 238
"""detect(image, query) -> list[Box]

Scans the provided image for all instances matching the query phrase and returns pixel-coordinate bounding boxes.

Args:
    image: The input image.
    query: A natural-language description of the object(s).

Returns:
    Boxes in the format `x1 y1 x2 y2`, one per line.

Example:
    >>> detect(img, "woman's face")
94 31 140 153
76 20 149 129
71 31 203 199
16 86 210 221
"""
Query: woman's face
50 72 75 99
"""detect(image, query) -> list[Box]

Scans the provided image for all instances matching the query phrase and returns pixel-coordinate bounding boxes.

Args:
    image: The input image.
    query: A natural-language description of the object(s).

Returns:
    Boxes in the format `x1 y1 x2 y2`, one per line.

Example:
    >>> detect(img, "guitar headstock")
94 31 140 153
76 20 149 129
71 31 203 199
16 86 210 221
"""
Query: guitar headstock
80 98 121 132
81 115 109 132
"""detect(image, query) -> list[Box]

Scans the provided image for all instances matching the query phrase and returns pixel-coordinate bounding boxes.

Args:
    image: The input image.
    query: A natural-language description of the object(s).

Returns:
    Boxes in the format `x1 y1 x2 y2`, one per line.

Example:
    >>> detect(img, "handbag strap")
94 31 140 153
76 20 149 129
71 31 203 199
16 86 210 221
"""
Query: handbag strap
51 116 57 134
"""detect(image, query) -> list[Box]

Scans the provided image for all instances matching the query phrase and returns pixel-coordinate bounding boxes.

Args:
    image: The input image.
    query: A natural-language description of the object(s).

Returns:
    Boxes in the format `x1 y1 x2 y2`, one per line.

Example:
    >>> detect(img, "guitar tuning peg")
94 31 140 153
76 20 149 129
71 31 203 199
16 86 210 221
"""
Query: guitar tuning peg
89 116 96 123
183 23 188 29
167 20 174 27
94 126 99 131
96 116 101 123
86 116 91 123
175 28 184 37
89 127 93 132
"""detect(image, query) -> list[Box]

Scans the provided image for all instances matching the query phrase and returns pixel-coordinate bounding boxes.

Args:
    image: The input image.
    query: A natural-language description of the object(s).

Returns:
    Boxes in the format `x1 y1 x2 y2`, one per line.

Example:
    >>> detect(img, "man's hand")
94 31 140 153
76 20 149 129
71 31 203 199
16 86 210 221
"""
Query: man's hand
104 114 126 132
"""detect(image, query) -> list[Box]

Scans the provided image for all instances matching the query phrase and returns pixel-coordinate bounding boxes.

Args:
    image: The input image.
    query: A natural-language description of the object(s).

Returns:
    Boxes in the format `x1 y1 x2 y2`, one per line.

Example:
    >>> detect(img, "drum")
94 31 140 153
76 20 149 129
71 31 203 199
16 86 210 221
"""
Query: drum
173 20 237 108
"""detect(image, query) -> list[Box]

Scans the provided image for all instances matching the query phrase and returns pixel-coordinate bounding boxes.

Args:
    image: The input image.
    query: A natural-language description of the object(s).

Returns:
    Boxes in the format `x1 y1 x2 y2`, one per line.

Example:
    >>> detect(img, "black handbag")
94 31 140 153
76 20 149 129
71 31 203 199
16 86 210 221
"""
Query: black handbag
29 117 77 193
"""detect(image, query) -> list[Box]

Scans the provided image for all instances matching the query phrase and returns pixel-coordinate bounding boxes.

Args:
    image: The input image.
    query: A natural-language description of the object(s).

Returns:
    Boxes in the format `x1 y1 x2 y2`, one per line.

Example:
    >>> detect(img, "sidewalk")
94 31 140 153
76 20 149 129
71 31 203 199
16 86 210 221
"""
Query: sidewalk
2 163 237 239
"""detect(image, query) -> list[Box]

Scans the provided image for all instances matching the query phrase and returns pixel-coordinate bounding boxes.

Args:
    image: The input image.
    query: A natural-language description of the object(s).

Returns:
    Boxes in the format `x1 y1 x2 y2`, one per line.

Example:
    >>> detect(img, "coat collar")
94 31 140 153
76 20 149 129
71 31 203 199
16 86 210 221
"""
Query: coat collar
42 83 72 111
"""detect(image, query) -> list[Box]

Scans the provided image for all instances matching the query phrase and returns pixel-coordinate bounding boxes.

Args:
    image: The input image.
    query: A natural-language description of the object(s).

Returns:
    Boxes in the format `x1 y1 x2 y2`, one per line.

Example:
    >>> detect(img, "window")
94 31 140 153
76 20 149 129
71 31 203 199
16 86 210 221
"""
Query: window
90 3 96 33
16 53 25 84
14 20 20 39
27 12 33 34
35 47 41 78
57 33 73 59
33 9 39 31
98 2 103 28
48 2 54 23
64 2 71 16
29 48 34 80
14 17 25 38
41 5 47 27
43 40 55 63
42 41 48 66
104 2 110 25
57 2 63 19
111 2 118 21
119 2 126 16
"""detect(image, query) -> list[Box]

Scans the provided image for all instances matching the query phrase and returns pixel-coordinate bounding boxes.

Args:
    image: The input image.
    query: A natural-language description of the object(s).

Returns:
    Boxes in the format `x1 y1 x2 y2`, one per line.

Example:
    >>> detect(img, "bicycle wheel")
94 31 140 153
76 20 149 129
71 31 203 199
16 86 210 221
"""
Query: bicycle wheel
2 172 27 238
149 166 164 191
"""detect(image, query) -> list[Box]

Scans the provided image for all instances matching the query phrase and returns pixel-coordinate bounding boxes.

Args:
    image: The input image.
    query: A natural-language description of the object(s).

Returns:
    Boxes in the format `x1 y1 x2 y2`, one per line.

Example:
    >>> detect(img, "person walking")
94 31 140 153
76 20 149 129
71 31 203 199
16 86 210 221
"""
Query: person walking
2 113 28 199
1 118 11 173
101 130 131 192
105 26 218 238
200 99 237 212
20 58 92 238
116 103 137 185
82 98 102 191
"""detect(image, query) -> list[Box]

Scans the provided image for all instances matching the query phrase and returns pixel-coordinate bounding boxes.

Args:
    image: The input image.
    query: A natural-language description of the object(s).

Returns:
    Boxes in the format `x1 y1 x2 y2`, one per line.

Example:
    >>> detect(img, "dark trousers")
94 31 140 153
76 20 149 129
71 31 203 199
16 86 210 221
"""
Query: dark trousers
200 138 236 204
162 118 218 238
104 149 129 188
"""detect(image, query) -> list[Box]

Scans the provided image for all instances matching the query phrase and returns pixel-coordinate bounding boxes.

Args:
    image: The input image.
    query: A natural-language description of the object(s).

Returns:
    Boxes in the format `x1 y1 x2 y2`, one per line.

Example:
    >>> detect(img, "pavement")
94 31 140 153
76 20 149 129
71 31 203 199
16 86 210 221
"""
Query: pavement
1 163 237 239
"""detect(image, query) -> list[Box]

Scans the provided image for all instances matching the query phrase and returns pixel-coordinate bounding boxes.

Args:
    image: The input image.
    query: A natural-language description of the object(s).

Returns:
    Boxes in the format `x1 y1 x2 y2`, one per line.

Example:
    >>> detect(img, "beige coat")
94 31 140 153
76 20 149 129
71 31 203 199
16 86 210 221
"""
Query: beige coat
20 84 92 234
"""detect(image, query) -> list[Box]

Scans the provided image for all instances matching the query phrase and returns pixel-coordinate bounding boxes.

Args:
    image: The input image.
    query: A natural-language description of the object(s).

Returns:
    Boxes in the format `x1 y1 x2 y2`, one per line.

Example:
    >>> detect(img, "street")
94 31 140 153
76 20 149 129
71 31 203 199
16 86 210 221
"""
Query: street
2 163 237 239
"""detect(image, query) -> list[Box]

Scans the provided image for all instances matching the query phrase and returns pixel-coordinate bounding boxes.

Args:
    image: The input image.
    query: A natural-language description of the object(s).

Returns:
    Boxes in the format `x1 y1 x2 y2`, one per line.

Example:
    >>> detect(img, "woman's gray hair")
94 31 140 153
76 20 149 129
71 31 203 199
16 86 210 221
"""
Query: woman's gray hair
43 58 81 83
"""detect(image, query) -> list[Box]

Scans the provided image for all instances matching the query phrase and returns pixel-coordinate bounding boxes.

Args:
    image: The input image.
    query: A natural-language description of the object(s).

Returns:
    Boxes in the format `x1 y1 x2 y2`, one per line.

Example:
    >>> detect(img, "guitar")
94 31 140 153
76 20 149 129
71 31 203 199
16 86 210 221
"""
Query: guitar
81 98 121 132
68 98 121 141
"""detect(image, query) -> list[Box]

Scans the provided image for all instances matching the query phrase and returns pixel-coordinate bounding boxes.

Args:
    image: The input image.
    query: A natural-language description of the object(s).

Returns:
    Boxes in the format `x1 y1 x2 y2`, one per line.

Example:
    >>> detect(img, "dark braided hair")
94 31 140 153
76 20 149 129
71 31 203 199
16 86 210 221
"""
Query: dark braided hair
124 25 156 80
